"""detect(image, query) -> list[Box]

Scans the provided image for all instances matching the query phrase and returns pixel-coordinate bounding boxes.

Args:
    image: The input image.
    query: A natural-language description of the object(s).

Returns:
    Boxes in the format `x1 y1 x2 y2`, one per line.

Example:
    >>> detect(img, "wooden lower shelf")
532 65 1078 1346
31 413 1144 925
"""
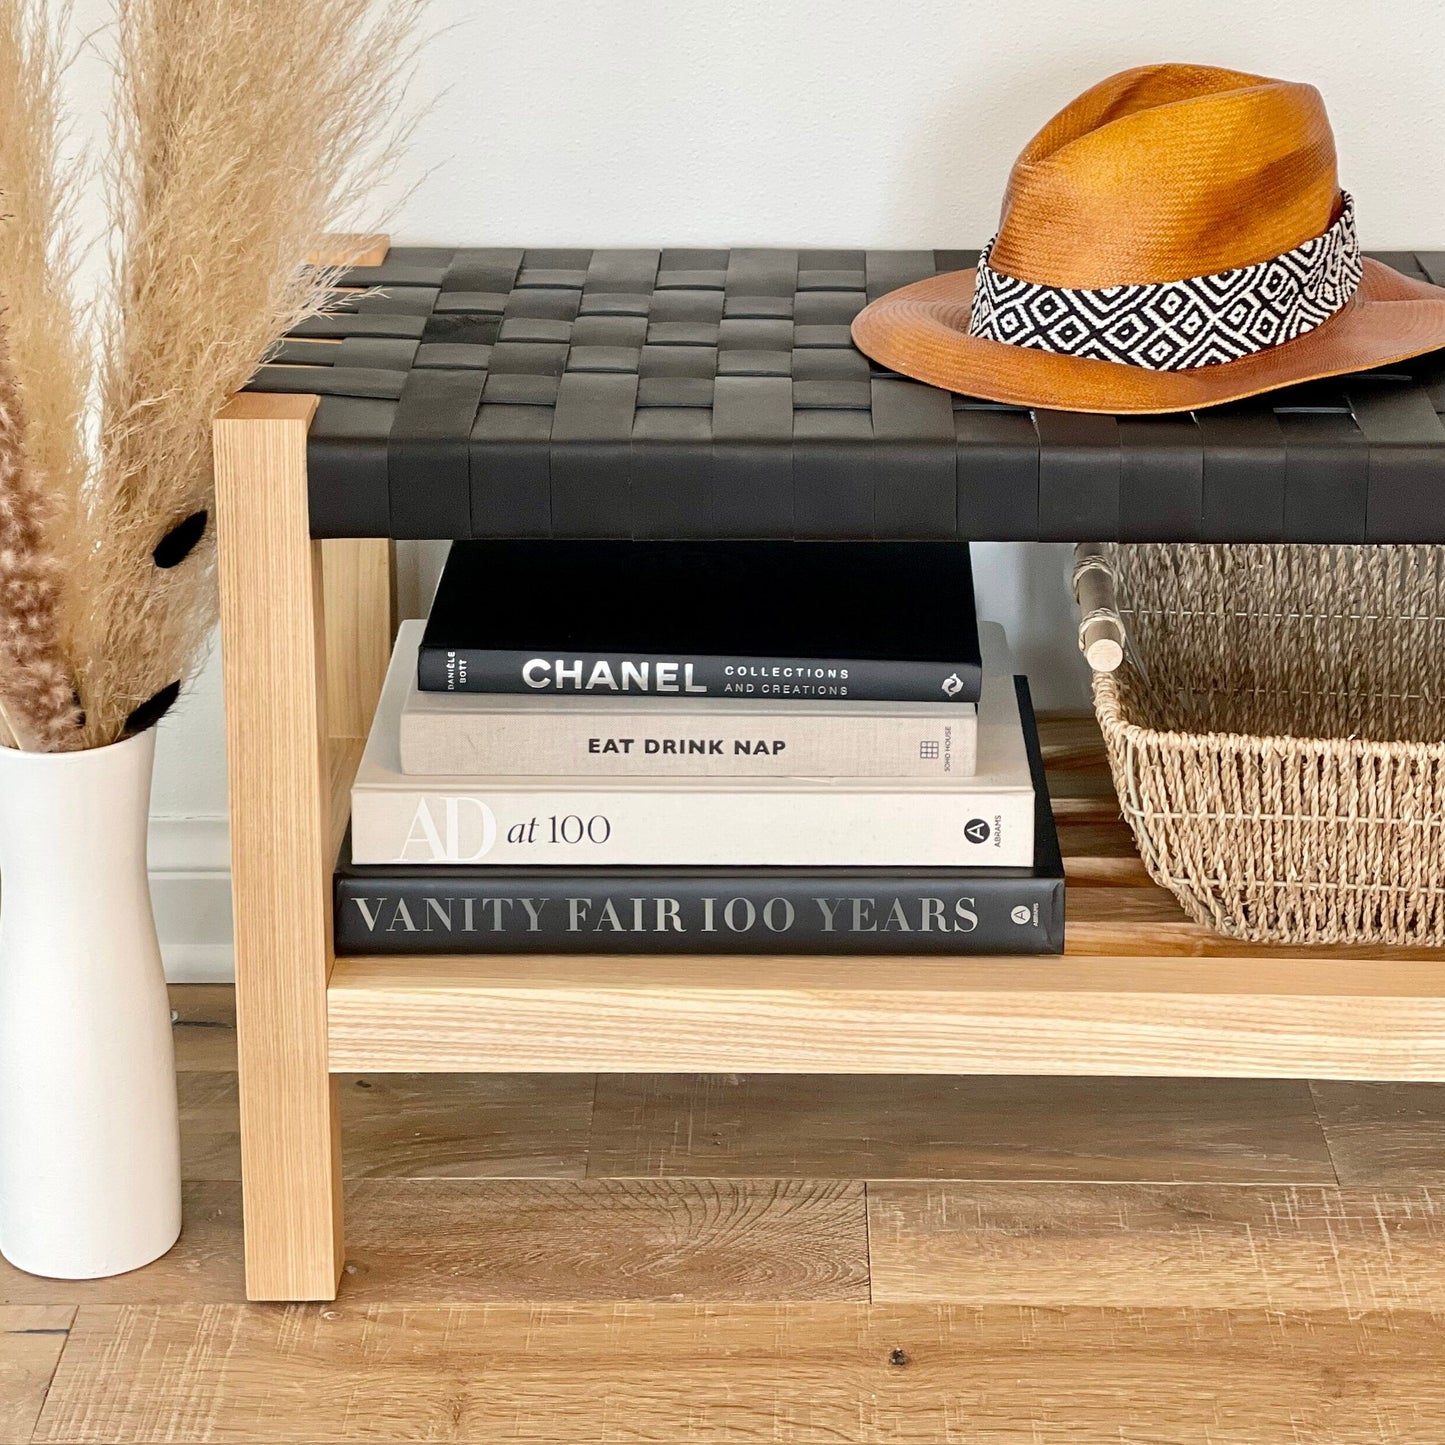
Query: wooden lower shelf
327 951 1445 1079
327 716 1445 1082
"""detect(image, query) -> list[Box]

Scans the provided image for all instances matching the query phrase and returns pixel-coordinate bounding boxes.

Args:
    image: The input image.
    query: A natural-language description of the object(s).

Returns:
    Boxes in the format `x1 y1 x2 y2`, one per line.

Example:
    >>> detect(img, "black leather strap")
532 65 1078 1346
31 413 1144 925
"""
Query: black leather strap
548 370 639 536
712 376 794 537
1348 381 1445 542
309 396 394 537
1118 416 1203 541
1195 405 1287 542
387 369 487 537
955 406 1039 540
871 377 957 537
1034 410 1121 541
1279 409 1369 542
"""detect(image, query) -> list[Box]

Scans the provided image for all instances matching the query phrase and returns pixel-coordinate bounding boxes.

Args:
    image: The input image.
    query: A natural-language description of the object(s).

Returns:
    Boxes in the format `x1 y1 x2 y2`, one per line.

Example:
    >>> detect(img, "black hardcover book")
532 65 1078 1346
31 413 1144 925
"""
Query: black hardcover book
417 539 982 704
334 678 1062 955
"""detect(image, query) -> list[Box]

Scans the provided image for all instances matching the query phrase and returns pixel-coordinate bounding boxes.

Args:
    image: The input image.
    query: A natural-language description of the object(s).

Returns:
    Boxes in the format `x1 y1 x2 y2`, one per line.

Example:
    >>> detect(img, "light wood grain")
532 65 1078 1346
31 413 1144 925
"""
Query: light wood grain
1312 1081 1445 1185
341 1178 867 1303
1057 821 1151 884
1042 788 1121 823
0 1306 73 1443
177 1073 244 1181
35 1301 1445 1443
867 1182 1445 1309
326 952 1445 1079
586 1073 1334 1182
308 233 389 267
215 391 342 1301
321 538 395 741
180 1072 595 1182
168 985 236 1072
1038 711 1119 767
1066 884 1192 922
3 1179 864 1309
328 736 366 865
336 1074 595 1181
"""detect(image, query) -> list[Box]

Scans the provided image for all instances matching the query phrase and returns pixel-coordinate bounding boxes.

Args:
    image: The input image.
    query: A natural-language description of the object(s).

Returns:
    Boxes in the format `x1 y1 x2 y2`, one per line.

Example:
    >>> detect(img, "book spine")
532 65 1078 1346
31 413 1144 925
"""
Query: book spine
399 710 978 779
416 648 981 705
335 870 1064 955
349 785 1035 868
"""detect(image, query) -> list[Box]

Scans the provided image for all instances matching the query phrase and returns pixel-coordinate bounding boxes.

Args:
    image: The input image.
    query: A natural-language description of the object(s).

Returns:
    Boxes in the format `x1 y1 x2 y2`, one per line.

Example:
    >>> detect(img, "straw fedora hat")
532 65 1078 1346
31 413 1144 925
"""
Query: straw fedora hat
851 64 1445 413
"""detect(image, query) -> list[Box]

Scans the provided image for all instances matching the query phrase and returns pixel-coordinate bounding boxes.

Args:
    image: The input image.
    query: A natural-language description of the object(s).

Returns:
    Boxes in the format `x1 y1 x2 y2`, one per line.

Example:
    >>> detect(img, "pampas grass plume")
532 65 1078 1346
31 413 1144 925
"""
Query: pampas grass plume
0 0 423 749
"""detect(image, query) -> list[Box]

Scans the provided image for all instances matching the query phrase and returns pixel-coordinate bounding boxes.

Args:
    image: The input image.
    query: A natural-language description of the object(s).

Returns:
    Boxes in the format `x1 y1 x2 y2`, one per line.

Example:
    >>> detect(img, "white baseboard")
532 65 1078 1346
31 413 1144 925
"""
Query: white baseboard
148 817 234 982
157 941 235 983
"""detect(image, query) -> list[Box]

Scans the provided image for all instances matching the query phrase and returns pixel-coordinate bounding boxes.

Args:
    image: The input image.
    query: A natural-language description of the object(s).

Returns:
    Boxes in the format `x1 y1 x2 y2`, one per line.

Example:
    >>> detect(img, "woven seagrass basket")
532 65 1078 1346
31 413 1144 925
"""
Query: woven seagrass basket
1083 543 1445 946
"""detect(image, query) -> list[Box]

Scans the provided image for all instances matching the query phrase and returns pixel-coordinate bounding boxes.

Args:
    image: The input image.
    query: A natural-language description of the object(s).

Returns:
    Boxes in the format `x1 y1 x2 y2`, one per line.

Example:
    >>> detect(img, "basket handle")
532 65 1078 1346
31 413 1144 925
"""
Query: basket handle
1072 543 1126 673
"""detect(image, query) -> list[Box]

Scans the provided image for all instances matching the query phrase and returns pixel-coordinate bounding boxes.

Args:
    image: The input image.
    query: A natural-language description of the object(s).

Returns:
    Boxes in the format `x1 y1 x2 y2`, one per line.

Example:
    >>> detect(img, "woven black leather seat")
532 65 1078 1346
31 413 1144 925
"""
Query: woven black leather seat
245 246 1445 544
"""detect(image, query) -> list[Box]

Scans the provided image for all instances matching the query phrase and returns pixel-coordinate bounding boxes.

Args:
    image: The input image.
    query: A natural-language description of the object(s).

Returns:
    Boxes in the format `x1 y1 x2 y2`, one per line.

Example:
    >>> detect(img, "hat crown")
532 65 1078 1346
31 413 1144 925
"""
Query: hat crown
987 64 1341 289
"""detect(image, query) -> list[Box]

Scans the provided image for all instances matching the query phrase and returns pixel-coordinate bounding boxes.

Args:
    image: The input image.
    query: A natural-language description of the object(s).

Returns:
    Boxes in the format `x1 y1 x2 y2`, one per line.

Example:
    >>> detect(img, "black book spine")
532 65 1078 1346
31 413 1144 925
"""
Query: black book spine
415 648 981 704
334 867 1063 955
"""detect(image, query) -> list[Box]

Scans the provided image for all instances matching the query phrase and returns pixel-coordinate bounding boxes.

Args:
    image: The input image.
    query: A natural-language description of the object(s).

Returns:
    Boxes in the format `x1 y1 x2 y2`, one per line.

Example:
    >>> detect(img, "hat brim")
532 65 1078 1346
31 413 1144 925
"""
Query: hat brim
850 258 1445 413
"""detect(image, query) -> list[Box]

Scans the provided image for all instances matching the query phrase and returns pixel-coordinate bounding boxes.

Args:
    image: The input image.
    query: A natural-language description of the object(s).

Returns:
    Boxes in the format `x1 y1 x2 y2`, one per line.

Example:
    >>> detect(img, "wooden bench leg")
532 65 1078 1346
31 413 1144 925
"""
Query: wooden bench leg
215 393 343 1301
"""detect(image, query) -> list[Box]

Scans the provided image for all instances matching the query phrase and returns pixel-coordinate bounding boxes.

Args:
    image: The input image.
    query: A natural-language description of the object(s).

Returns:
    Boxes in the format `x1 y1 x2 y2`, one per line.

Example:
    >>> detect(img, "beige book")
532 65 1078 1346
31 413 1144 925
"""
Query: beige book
399 679 976 778
351 623 1032 868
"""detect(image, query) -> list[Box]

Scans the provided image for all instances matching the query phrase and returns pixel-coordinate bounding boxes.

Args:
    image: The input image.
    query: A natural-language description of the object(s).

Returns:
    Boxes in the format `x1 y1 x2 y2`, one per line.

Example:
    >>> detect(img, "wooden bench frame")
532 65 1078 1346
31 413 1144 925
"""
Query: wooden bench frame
213 280 1445 1307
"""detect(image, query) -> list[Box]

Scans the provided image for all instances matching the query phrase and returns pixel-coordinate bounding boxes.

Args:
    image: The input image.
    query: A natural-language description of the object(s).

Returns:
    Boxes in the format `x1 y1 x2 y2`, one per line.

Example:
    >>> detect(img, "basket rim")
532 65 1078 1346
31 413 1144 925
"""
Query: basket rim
1092 670 1445 761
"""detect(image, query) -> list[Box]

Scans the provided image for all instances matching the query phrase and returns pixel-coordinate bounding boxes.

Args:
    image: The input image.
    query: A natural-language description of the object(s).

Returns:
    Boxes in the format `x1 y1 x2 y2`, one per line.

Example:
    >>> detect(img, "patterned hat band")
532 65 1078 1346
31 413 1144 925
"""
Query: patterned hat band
968 193 1362 372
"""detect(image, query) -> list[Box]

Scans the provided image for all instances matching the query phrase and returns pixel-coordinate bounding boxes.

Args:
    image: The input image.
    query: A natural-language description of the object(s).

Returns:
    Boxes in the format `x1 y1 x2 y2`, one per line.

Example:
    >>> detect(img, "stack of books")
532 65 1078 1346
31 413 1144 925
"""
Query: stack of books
338 540 1065 954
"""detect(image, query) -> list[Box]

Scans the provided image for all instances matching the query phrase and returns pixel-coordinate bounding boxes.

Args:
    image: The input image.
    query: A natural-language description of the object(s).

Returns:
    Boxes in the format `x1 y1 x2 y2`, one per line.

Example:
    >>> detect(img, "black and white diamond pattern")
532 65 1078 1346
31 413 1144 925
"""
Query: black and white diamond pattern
968 194 1362 371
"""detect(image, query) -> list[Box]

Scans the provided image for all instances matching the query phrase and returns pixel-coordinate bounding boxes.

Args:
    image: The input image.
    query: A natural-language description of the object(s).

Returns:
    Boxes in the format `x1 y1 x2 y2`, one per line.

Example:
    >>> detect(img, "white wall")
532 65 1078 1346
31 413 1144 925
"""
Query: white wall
103 0 1445 977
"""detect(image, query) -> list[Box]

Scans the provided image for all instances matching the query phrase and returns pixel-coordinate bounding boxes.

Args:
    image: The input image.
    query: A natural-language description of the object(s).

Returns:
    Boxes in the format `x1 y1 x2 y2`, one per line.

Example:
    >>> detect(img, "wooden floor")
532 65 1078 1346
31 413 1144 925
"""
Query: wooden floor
0 987 1441 1443
6 726 1445 1443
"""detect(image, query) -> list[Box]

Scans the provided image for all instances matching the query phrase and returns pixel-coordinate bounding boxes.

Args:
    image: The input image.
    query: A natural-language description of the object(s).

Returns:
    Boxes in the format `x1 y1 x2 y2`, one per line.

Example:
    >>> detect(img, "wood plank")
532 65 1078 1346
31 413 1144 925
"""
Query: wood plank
868 1182 1445 1309
2 1178 863 1308
0 1184 243 1304
309 233 389 268
0 1306 74 1443
1041 727 1121 820
327 953 1445 1079
336 1074 594 1181
341 1178 867 1303
321 538 395 741
168 985 236 1072
1045 792 1120 824
179 1073 595 1181
328 736 365 865
1058 821 1150 885
214 391 343 1302
178 1074 242 1182
1038 712 1115 768
1064 883 1434 951
35 1301 1445 1443
586 1074 1334 1183
1065 927 1445 960
1311 1081 1445 1185
1067 886 1185 922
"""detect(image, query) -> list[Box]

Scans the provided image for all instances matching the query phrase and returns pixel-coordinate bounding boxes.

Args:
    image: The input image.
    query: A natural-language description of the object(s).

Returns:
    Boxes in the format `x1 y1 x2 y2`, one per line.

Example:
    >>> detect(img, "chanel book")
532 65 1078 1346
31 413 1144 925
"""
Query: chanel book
351 622 1032 868
416 539 982 704
400 684 977 778
336 678 1062 955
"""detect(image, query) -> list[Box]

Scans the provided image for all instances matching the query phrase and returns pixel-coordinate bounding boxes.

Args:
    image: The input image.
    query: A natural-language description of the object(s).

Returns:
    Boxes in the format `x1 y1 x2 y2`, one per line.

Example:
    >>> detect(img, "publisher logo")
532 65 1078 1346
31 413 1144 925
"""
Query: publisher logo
941 672 964 698
1011 905 1032 925
964 818 991 845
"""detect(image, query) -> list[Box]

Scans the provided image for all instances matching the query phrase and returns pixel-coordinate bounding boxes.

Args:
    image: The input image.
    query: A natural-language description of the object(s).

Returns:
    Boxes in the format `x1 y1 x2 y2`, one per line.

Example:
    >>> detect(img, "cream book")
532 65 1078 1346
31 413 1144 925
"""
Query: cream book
351 622 1033 868
399 684 977 778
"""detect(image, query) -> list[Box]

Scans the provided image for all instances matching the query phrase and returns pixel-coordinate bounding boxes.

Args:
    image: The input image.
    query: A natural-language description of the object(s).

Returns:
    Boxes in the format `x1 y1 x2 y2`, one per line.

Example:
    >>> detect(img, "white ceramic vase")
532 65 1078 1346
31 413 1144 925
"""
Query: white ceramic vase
0 728 181 1279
